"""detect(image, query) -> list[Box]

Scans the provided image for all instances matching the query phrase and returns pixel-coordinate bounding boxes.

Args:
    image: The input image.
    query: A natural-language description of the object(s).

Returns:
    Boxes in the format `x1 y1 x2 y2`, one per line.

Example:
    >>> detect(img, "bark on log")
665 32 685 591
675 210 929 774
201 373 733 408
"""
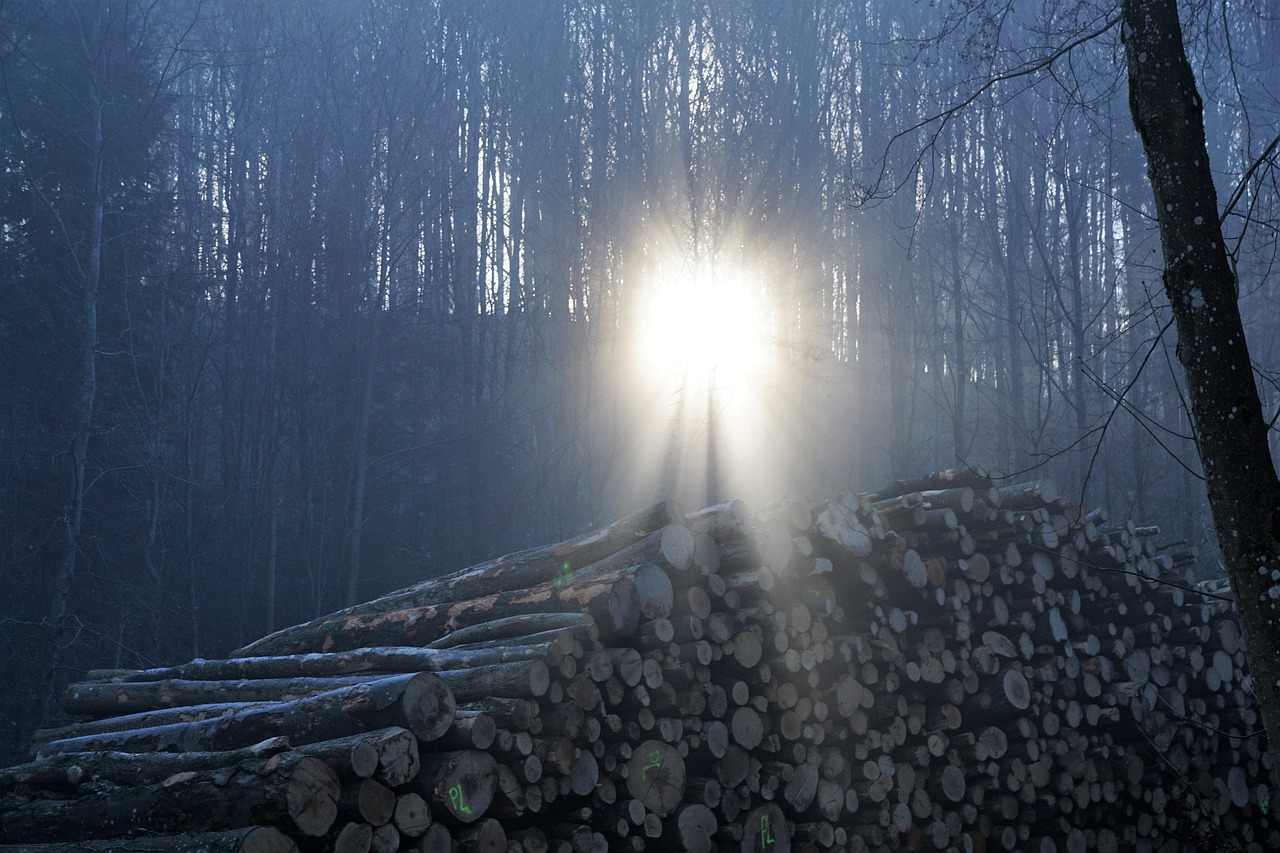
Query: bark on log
426 614 598 650
37 673 454 756
233 565 661 657
71 645 565 691
435 661 551 702
233 503 680 657
0 827 298 853
290 727 420 787
0 739 288 793
0 754 338 842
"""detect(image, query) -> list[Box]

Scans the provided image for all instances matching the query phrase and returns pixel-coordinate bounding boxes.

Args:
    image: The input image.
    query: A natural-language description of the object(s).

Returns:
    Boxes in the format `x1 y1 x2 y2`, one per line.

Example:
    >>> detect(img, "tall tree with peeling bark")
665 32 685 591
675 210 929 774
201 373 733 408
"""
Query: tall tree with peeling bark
1121 0 1280 801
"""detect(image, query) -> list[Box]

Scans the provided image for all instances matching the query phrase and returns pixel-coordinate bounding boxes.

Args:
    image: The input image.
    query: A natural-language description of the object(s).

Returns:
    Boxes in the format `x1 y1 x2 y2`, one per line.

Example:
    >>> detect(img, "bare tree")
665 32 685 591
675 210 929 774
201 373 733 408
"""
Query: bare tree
1122 0 1280 798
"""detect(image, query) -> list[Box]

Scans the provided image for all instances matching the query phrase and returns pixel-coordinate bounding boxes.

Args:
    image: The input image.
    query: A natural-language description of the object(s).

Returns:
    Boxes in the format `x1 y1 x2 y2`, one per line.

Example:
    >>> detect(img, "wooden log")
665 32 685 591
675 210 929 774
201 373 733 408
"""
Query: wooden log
426 613 598 650
291 727 420 787
370 823 399 853
624 739 686 817
813 497 874 558
997 480 1058 510
434 712 497 751
330 822 371 853
739 803 790 853
685 500 752 539
435 661 551 702
234 503 681 657
233 564 663 656
663 803 718 853
414 750 498 824
861 468 998 502
37 672 454 756
61 675 389 718
413 823 454 853
393 792 432 837
70 644 563 692
0 754 338 842
35 695 373 745
0 827 298 853
458 697 540 732
339 778 396 827
0 738 289 793
456 818 506 853
754 493 815 533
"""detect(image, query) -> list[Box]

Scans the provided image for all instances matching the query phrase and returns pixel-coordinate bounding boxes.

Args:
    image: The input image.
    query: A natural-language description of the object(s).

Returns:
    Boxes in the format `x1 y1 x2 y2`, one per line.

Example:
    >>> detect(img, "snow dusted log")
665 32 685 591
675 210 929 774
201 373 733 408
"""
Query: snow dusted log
812 495 874 558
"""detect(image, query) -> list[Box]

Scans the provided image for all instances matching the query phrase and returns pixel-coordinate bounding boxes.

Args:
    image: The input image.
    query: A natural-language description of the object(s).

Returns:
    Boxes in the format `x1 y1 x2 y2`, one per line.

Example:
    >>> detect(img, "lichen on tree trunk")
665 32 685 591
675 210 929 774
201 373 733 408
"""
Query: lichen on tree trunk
1121 0 1280 809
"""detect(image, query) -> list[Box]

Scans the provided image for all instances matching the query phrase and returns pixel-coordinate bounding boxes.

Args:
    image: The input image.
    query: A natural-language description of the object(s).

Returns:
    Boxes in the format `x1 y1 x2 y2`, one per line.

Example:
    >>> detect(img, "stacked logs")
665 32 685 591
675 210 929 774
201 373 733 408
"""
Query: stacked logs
1 474 1275 852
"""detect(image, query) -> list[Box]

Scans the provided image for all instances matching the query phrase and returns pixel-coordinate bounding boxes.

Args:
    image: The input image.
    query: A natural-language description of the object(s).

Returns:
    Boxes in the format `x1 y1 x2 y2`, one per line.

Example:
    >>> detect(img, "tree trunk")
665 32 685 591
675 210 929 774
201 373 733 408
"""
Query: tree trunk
39 9 105 724
1122 0 1280 802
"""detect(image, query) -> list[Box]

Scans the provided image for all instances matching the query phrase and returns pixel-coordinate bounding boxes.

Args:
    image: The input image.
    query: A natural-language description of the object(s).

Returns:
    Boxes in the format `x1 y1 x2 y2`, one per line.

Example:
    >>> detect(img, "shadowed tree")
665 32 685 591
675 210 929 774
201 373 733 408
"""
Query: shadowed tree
0 0 179 721
1122 0 1280 799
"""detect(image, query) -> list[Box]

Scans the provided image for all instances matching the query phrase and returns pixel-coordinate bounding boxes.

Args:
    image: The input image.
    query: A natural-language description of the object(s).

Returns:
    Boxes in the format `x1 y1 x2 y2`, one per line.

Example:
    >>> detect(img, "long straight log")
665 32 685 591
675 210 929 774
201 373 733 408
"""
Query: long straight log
0 754 338 842
0 827 298 853
55 677 375 724
64 645 556 718
234 504 681 657
37 673 454 756
231 563 667 657
76 644 561 689
0 738 288 793
426 614 598 650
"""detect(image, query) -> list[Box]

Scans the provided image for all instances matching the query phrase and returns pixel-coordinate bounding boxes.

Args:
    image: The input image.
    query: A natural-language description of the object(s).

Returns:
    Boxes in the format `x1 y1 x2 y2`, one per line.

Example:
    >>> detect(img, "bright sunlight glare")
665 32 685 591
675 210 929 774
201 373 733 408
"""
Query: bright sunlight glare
640 262 765 384
618 252 799 514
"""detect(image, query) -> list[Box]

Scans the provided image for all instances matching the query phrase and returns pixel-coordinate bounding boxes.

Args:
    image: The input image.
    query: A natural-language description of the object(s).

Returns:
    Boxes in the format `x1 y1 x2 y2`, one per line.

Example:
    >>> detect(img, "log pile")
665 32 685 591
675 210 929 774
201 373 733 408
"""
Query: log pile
2 473 1275 852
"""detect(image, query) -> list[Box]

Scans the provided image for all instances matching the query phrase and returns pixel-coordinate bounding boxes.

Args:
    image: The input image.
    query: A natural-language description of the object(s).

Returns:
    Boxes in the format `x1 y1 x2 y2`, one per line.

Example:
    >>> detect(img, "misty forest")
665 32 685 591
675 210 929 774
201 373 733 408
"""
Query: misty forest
2 0 1280 845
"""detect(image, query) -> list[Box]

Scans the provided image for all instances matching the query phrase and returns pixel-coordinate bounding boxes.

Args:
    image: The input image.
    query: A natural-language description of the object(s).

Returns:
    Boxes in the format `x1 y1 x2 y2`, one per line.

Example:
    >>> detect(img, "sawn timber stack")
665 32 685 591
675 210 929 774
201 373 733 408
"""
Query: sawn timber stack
1 475 1273 852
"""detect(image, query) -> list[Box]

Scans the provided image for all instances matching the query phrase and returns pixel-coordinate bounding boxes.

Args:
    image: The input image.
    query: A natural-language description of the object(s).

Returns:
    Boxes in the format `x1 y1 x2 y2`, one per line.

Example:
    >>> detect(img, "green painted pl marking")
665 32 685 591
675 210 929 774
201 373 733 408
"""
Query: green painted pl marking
641 748 662 781
760 814 775 847
449 784 472 814
554 561 573 588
